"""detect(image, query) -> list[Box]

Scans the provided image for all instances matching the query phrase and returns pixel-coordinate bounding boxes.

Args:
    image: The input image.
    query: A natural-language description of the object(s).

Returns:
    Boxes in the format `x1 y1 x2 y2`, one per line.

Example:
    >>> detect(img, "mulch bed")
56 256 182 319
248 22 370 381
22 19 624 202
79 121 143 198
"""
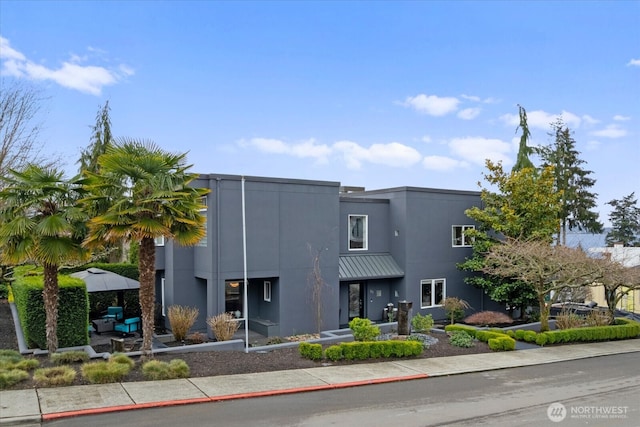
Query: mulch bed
0 300 491 391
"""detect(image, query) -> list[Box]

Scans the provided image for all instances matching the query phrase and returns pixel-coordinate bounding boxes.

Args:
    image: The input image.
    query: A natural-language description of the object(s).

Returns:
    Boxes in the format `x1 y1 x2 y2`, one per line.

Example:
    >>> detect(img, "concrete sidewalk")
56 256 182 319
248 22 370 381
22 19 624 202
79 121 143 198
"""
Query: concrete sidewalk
2 340 639 426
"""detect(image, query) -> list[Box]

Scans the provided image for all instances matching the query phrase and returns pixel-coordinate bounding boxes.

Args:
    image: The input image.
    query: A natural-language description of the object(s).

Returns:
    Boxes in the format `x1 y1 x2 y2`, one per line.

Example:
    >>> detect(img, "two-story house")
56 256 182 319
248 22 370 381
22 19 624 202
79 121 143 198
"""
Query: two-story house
155 174 501 338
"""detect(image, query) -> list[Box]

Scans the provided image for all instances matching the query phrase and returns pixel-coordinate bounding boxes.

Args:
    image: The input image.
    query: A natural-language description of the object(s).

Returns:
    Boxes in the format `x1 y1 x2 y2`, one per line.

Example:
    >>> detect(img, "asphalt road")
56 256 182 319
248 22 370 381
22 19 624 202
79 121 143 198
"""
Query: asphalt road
44 352 639 427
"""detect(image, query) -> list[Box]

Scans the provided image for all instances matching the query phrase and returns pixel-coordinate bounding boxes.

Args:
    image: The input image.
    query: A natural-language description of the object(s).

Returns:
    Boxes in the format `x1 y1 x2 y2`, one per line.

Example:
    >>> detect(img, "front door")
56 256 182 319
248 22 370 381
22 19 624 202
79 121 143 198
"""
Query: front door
348 283 364 320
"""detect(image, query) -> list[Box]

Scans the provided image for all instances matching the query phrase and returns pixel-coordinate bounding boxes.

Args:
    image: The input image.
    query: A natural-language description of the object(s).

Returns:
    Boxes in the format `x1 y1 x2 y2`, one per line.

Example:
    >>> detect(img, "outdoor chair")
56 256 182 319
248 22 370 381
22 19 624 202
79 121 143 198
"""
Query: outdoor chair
114 317 141 336
103 306 123 321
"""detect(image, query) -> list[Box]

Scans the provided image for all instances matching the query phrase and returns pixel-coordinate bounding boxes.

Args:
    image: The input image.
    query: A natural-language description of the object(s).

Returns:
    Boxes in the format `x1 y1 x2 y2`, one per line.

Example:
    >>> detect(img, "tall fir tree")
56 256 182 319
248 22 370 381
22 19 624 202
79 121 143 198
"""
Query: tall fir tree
536 119 603 246
512 105 535 172
606 193 640 247
78 101 112 174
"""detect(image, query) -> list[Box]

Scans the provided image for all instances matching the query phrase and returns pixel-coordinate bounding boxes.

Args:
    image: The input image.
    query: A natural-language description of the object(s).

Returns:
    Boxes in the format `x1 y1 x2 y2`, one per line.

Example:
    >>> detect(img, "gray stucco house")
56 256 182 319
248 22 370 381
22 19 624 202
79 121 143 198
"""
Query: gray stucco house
155 173 501 338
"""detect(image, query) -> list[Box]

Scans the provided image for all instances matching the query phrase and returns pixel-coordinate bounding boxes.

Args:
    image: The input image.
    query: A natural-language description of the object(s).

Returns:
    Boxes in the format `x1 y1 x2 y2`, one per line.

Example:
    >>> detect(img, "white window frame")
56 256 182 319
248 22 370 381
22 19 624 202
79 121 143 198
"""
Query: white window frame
452 225 475 247
420 278 446 308
348 214 368 251
161 277 166 316
154 236 165 246
263 281 271 302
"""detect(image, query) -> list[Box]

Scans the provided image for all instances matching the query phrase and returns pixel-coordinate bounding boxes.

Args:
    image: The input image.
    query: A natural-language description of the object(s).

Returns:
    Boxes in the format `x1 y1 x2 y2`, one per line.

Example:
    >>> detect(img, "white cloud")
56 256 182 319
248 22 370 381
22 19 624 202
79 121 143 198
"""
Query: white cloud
0 36 133 96
613 115 630 121
242 137 421 170
449 136 512 166
627 58 640 67
460 94 480 102
590 124 627 138
243 138 331 162
458 108 481 120
500 109 581 129
582 115 600 126
422 156 466 171
461 94 498 104
421 135 432 143
400 93 460 116
0 37 25 61
333 140 422 169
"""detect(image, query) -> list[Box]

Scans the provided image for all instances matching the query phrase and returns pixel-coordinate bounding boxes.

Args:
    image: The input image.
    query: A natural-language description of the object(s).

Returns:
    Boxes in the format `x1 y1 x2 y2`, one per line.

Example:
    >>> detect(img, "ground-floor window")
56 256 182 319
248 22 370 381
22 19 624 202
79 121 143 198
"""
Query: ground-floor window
421 278 445 308
263 281 271 302
225 280 243 317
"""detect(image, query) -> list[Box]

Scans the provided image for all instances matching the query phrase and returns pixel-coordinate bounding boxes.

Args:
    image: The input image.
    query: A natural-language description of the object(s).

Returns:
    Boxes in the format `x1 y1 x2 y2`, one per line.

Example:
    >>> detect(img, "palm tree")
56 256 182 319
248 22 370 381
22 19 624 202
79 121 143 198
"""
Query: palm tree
80 139 209 358
0 164 88 354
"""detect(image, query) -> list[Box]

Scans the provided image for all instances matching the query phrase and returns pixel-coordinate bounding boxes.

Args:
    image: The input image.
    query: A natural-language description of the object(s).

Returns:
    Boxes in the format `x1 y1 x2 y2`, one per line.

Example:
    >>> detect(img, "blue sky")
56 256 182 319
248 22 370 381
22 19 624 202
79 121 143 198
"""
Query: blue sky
1 1 639 227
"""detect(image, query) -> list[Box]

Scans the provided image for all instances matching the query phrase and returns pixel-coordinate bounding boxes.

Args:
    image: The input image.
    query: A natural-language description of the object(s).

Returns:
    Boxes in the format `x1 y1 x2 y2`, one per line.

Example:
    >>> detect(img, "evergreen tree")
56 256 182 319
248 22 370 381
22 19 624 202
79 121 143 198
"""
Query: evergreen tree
606 193 640 247
536 119 603 245
512 105 535 172
458 160 561 317
78 101 112 174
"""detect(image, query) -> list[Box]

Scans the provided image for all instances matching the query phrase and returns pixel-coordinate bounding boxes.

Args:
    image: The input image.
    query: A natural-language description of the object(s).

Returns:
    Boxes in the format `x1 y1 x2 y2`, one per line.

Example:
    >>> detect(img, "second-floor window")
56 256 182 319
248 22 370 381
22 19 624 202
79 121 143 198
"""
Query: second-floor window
349 214 368 250
452 225 474 247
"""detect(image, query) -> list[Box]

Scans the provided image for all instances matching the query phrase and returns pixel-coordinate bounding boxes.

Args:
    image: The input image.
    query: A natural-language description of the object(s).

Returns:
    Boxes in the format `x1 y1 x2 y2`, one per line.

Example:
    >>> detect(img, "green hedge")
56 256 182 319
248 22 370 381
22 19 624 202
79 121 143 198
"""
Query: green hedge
535 319 640 346
298 342 323 360
488 336 516 351
12 274 89 349
301 340 423 362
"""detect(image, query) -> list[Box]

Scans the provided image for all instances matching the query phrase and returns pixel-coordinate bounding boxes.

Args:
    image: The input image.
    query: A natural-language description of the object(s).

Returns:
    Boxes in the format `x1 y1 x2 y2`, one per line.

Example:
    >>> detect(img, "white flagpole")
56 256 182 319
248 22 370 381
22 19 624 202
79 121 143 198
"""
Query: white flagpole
241 176 249 353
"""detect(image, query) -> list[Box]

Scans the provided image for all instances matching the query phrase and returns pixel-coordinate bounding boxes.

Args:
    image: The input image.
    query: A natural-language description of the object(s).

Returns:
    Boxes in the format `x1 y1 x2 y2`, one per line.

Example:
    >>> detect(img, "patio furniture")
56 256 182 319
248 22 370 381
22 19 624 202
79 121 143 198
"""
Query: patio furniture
103 306 123 321
114 317 141 336
92 318 116 334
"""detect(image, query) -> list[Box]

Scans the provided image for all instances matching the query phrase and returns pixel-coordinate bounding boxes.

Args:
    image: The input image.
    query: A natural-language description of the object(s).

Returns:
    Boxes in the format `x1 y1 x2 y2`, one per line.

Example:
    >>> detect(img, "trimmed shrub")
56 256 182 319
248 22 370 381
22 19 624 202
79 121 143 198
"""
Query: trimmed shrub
0 350 39 371
50 351 90 365
299 342 323 361
109 353 135 369
81 356 133 384
444 324 478 337
207 312 240 341
464 311 513 326
411 313 434 333
341 342 371 360
488 336 516 351
33 366 77 387
449 330 475 348
167 305 199 342
325 345 343 361
0 369 30 389
11 274 89 349
142 359 190 380
349 318 380 341
475 330 508 343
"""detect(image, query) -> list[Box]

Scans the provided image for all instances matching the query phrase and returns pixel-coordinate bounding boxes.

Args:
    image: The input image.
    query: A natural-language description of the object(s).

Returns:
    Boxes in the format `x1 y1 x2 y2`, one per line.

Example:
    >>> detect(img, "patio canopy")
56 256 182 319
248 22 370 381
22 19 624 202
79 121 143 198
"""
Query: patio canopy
70 268 140 293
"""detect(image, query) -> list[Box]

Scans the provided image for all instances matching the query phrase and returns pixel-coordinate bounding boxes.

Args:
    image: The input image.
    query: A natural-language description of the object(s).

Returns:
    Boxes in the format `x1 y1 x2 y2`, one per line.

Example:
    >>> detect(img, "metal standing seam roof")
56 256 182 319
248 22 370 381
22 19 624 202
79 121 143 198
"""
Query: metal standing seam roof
339 253 404 280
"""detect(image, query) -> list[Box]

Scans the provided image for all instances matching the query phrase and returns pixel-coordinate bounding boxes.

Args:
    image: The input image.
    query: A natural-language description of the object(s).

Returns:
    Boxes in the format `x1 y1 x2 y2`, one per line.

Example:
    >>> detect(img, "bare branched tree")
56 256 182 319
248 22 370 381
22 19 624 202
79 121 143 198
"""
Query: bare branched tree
308 244 330 334
0 81 52 186
483 239 602 331
590 255 640 322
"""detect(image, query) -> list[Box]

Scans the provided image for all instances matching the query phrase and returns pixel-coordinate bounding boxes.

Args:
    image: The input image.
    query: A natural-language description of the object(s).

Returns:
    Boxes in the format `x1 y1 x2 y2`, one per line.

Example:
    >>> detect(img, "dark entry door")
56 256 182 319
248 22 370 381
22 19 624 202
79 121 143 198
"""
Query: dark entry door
348 283 364 320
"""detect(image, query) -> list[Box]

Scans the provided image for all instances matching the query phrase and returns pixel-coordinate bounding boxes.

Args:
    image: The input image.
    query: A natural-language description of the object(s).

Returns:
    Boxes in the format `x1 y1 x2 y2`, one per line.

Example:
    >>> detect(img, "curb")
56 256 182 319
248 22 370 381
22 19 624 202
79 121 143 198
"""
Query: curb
41 373 429 422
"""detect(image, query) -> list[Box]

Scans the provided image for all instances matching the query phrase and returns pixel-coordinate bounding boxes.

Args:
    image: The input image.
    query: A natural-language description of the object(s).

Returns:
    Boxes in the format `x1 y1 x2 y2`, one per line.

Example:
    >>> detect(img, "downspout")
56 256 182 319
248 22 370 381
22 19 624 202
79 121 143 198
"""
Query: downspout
216 177 221 316
242 176 249 353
